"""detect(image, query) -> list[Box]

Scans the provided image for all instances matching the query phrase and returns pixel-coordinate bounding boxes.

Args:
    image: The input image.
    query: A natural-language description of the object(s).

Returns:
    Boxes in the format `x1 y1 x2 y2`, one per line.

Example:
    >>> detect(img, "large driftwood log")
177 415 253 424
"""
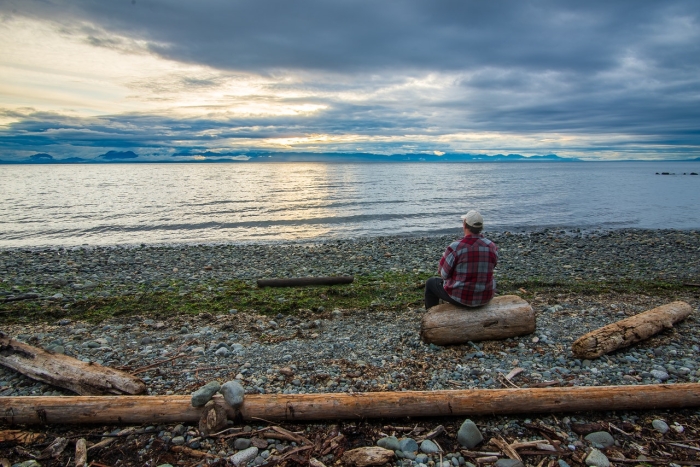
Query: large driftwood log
572 301 693 359
421 295 535 345
257 276 354 287
0 332 146 396
2 383 700 425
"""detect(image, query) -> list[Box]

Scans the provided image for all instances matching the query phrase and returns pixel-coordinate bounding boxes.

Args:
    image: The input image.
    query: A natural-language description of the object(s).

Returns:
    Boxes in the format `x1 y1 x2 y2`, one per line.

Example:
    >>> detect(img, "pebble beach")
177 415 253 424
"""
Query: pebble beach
2 228 700 466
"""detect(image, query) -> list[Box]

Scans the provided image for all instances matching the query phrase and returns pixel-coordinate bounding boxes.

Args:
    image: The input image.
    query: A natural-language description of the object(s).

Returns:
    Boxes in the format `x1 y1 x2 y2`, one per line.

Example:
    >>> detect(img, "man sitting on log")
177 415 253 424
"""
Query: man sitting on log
424 210 498 310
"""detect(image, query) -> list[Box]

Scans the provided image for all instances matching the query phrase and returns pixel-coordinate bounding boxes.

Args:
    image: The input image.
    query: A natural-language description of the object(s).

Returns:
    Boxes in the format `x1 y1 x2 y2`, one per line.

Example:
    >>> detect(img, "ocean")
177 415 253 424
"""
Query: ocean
1 161 699 248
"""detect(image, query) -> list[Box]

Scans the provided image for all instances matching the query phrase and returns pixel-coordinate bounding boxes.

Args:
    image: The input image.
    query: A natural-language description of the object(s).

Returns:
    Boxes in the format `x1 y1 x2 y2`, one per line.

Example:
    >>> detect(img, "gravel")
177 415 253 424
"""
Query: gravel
1 229 700 466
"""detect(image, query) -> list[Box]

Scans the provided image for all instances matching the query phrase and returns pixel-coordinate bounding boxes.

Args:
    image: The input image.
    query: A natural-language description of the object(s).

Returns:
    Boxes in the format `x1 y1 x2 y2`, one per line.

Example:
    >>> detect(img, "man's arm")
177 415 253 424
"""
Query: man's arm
438 246 456 279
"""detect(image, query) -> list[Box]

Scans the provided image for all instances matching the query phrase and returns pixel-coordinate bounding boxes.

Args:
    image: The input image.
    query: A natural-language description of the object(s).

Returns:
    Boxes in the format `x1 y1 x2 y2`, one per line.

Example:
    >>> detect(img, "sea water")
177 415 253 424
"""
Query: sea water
0 161 698 247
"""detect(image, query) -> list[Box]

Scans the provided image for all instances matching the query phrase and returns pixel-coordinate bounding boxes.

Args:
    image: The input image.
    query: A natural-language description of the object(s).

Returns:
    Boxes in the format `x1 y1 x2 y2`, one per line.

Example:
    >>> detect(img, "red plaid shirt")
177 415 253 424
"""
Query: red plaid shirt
438 234 498 306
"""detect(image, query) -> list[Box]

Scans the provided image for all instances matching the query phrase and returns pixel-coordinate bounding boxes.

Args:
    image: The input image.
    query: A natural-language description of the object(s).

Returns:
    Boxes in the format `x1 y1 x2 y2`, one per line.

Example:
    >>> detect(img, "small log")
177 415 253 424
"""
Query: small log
257 276 354 287
571 301 693 359
3 384 700 425
421 295 535 345
0 332 146 396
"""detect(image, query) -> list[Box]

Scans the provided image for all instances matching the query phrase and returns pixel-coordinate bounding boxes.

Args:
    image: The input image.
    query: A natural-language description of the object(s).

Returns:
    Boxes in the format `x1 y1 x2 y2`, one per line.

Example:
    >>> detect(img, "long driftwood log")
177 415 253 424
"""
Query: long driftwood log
421 295 535 345
0 332 146 396
3 383 700 425
257 276 354 287
572 301 693 359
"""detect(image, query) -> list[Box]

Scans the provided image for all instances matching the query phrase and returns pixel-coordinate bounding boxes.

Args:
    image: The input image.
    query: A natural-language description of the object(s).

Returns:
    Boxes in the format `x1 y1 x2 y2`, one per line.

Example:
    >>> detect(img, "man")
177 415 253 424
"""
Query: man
424 210 498 310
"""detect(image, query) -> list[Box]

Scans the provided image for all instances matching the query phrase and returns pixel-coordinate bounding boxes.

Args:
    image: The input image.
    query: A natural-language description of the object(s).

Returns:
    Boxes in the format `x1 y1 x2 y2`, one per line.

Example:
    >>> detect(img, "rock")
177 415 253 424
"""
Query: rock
652 419 670 434
584 431 615 449
215 347 231 357
650 369 669 381
171 436 185 445
457 419 483 449
398 438 418 453
585 448 610 467
419 439 440 454
342 446 395 467
377 436 400 451
221 380 245 408
494 460 525 467
191 381 221 407
230 447 259 467
233 438 252 450
558 461 571 467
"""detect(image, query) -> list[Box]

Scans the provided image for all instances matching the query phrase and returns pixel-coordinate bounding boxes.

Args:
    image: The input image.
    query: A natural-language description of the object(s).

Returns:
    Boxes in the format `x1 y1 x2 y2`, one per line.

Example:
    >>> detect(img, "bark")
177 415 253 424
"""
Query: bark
0 332 146 396
2 383 700 425
571 301 693 359
420 295 535 345
256 276 354 287
342 447 395 467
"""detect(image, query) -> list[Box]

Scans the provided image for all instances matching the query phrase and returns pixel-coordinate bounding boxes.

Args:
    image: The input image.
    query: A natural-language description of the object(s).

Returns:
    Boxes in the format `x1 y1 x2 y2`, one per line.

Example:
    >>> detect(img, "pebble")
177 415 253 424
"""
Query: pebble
652 419 670 434
190 381 221 407
233 438 252 450
398 438 419 454
457 420 483 449
377 436 400 451
584 431 615 449
585 448 610 467
494 460 525 467
419 439 440 454
230 447 259 467
221 380 245 408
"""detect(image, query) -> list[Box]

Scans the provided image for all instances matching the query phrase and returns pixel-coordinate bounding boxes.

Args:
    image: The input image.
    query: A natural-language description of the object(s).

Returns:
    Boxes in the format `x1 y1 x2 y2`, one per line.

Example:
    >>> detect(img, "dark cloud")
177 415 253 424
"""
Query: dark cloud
5 1 698 74
1 1 699 159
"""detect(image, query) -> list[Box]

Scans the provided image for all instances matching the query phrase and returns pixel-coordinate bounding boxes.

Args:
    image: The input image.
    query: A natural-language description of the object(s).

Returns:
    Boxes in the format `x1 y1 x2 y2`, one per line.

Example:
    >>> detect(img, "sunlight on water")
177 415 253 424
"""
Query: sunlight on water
0 162 698 247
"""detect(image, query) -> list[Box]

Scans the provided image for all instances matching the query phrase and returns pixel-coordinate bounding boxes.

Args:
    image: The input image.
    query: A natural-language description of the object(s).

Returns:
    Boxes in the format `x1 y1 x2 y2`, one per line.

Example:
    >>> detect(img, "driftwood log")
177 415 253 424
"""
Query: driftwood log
3 383 700 425
572 301 693 359
421 295 535 345
257 276 354 287
0 332 146 396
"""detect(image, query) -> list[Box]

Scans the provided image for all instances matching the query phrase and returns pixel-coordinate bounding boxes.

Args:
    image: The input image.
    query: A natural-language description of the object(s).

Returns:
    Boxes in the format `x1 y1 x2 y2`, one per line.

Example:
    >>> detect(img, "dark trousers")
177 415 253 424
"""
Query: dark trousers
424 277 465 310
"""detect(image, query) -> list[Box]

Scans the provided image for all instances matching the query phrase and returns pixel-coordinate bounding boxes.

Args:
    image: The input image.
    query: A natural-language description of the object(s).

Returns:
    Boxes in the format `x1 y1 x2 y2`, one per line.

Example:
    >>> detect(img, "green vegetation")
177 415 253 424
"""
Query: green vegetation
1 272 696 325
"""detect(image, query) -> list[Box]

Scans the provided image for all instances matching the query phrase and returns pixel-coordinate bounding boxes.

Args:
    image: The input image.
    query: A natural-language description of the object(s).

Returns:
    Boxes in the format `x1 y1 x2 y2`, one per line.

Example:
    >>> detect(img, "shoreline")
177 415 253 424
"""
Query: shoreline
3 226 700 251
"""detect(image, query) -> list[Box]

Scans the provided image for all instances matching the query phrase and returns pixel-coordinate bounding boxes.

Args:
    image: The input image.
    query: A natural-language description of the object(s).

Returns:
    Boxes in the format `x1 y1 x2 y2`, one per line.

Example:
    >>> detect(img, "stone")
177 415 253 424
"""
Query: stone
221 380 245 408
652 419 670 434
457 419 483 449
398 437 418 453
171 436 185 445
230 447 259 467
215 347 231 357
191 381 221 407
585 448 610 467
584 431 615 449
650 369 669 381
494 460 525 467
377 436 400 451
234 438 252 450
419 439 440 454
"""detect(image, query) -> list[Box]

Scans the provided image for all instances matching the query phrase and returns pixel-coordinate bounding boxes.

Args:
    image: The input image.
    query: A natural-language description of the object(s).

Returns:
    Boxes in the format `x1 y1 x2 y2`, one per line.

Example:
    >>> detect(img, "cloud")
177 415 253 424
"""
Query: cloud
0 1 698 160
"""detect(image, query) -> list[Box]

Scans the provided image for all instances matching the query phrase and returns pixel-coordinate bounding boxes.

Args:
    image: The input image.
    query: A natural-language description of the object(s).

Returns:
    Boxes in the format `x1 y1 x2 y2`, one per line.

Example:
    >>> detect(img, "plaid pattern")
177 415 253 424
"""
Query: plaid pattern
438 235 498 306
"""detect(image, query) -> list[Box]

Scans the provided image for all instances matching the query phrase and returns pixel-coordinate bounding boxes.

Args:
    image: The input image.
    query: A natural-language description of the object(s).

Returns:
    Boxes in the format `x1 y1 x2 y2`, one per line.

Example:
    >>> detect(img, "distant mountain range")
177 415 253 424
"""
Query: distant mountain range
1 151 585 164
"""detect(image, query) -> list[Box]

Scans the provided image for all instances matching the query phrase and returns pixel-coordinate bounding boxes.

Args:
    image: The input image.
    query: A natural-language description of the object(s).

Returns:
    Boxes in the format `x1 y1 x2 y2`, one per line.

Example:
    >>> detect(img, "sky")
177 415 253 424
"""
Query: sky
1 0 700 162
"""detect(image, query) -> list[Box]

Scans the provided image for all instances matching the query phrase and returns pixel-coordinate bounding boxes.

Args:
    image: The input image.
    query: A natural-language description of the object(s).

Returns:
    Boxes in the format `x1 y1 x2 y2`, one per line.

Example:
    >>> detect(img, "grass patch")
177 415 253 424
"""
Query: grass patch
1 273 695 325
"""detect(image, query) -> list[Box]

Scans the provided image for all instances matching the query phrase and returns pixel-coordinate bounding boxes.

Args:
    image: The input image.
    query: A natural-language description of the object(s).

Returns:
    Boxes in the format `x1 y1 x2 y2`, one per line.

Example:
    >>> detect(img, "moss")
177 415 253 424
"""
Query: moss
0 273 693 325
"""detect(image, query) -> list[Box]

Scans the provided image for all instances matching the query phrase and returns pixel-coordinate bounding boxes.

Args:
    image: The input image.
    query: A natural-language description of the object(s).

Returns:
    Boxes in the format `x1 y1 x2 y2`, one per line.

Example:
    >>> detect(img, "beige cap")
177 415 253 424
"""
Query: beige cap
461 210 483 227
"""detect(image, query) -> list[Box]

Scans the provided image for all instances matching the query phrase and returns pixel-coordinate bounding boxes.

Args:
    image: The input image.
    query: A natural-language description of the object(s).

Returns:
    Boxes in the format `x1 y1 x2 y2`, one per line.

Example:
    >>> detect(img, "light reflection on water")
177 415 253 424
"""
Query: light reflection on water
0 161 698 247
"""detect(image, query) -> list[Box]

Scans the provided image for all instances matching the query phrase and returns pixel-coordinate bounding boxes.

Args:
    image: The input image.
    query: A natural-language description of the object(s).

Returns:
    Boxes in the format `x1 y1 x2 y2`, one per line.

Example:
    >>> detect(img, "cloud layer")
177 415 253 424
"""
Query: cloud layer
1 0 699 161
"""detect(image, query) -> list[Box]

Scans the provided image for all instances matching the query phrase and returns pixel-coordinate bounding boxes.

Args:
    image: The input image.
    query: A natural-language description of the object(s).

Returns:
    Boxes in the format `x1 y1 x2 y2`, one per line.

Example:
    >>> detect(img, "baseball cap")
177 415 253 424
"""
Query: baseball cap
461 210 483 227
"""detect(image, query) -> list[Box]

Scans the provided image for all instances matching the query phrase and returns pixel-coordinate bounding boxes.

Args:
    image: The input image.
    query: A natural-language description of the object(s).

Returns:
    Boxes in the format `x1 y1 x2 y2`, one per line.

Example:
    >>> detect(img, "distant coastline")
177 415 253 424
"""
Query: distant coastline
2 151 700 164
